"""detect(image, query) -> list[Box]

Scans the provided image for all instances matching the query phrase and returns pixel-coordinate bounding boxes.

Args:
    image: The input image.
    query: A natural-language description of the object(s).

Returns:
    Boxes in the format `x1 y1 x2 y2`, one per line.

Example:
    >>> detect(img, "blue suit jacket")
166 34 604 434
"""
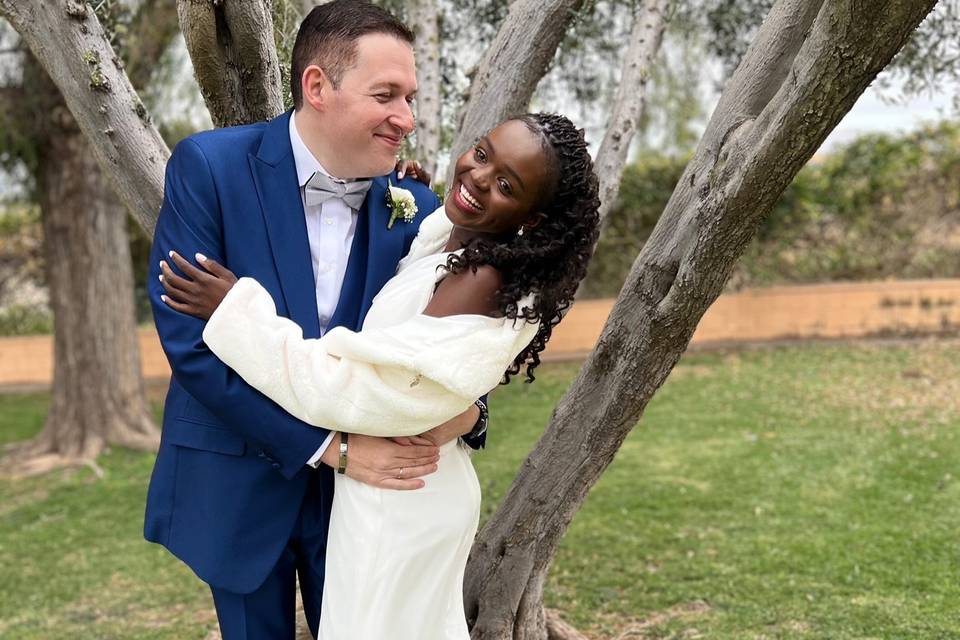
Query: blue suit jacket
144 111 442 594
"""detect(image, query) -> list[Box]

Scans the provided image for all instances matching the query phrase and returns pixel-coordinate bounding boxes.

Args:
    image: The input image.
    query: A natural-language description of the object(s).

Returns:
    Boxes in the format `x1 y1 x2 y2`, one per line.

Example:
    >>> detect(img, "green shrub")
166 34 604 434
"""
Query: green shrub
582 120 960 297
0 304 52 336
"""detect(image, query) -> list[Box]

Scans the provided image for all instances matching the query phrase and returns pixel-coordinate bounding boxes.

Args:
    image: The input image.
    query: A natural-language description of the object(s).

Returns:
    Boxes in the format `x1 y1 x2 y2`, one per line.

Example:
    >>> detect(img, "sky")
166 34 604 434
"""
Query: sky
819 83 957 152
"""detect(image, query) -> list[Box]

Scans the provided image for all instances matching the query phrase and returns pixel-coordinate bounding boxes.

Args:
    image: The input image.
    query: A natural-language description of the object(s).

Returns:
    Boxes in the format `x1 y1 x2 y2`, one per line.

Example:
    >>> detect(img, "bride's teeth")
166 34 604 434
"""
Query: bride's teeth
459 184 482 211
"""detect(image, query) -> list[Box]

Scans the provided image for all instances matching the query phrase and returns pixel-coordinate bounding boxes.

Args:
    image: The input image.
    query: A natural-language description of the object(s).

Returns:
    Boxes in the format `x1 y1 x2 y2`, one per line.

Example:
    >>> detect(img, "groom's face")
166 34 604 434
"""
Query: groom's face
323 33 417 178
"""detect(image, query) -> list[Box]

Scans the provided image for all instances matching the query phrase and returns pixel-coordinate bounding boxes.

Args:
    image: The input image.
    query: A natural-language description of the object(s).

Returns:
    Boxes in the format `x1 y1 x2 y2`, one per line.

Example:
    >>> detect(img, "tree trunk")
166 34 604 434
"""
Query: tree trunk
595 0 671 224
409 0 442 177
0 62 159 477
177 0 284 128
0 2 178 477
0 0 169 236
447 0 586 184
463 0 939 638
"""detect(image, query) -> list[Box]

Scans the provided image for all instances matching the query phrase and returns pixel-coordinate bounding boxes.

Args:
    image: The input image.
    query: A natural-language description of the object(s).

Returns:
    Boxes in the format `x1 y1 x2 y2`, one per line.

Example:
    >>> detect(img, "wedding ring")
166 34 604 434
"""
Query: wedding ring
397 467 405 479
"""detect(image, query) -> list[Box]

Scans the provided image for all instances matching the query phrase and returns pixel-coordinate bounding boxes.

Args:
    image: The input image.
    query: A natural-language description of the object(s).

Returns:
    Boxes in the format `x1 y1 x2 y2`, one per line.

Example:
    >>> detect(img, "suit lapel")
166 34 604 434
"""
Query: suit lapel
327 200 369 331
328 177 405 330
359 177 405 322
249 111 322 339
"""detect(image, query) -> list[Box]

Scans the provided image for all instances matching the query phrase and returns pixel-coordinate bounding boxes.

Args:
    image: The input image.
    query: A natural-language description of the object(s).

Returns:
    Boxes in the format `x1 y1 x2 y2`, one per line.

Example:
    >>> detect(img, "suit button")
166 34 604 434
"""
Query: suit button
257 450 265 458
271 463 281 469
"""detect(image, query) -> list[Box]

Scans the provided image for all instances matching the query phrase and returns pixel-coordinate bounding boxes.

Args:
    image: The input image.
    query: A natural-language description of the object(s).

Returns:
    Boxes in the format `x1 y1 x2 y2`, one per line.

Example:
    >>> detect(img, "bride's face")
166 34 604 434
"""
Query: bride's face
445 120 550 237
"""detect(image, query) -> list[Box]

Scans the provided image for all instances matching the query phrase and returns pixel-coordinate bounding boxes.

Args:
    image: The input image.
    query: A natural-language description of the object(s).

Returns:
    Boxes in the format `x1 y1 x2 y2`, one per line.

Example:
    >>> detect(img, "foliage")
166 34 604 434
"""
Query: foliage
272 0 303 112
580 153 687 298
3 342 960 637
583 120 960 297
0 305 51 336
682 0 960 104
0 203 47 337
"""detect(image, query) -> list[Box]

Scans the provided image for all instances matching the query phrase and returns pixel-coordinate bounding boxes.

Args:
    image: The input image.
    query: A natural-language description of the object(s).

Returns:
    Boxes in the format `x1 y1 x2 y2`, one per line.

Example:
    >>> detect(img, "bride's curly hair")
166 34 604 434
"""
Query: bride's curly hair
443 113 601 383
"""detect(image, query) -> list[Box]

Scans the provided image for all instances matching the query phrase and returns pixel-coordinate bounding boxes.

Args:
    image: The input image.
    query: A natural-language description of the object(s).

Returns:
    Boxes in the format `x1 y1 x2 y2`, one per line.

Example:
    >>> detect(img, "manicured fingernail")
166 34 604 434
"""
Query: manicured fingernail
168 250 174 258
158 274 164 282
161 295 168 302
397 171 403 179
196 253 206 262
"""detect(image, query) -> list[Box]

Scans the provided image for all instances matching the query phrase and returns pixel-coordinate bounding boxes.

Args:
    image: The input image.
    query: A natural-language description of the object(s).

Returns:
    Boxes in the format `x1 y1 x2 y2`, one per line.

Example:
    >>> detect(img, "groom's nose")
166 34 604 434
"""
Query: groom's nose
388 100 415 136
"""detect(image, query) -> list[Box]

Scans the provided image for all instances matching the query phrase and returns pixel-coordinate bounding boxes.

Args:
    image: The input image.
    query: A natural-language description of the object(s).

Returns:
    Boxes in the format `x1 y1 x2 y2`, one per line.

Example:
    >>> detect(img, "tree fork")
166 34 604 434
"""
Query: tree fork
463 1 940 638
177 0 284 127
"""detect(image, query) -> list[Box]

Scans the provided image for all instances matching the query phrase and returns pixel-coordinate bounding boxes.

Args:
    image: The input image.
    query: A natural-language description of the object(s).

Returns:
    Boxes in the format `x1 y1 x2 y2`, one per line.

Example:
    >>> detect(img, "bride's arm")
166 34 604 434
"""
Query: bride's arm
159 252 534 438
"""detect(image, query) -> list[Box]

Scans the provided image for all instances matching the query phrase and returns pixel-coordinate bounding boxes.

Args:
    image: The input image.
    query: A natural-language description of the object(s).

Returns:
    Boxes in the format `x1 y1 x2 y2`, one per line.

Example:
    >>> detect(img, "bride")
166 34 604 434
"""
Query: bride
159 113 601 639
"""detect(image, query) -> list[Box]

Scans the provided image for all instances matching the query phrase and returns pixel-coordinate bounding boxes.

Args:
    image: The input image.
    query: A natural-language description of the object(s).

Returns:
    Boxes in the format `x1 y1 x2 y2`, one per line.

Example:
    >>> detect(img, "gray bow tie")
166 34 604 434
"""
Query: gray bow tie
304 171 372 210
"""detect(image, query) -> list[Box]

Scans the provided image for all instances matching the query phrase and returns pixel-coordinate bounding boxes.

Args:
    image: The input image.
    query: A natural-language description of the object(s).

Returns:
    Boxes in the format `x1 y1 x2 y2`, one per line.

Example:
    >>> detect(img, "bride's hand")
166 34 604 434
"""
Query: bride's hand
390 435 436 446
394 159 431 186
416 404 480 447
159 251 238 320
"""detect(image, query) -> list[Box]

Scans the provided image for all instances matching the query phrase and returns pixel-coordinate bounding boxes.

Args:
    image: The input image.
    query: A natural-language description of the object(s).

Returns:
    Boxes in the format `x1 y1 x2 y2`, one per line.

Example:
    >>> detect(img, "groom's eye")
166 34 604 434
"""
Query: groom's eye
375 93 391 103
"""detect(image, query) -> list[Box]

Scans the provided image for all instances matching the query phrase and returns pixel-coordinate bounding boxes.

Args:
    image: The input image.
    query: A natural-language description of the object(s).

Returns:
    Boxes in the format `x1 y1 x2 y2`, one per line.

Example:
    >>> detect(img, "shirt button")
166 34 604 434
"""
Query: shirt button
325 219 334 226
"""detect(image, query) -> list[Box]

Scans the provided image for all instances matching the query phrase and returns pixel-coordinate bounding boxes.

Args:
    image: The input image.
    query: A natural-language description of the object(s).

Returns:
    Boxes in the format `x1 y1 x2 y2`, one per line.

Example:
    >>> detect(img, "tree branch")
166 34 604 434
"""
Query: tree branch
0 0 168 235
595 0 671 224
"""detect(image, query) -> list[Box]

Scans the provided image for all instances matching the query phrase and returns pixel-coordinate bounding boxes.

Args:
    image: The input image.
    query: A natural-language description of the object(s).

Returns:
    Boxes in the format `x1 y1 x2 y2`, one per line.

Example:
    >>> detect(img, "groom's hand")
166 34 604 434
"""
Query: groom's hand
319 433 440 490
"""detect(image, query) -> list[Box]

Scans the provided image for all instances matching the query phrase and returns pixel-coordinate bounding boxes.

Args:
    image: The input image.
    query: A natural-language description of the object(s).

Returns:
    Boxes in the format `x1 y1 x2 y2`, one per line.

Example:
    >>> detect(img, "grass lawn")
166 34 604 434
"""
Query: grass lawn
2 340 959 638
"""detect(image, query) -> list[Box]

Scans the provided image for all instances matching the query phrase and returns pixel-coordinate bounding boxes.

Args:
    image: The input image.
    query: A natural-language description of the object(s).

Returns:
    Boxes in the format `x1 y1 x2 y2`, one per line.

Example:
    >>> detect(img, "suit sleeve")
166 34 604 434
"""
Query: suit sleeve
148 139 328 480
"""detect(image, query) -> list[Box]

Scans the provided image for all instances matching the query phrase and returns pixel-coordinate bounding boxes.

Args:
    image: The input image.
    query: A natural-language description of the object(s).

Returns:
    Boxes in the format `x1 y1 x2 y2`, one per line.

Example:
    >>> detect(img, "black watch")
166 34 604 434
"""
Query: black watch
467 399 489 440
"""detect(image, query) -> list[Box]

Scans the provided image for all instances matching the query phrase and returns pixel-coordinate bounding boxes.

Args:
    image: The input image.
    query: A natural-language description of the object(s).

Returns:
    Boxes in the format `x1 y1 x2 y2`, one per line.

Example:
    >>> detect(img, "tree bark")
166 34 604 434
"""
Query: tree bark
447 0 586 184
595 0 671 224
0 0 169 236
463 1 939 638
177 0 284 128
409 0 442 177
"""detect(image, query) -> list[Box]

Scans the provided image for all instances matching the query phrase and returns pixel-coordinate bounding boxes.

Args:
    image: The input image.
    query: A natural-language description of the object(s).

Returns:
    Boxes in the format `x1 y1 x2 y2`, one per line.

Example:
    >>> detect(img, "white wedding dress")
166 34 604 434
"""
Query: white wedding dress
202 208 539 639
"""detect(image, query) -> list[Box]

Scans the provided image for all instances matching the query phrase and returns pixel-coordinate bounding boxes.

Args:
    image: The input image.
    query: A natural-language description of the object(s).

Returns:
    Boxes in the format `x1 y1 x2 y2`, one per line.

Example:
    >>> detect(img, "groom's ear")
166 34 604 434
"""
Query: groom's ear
301 64 331 113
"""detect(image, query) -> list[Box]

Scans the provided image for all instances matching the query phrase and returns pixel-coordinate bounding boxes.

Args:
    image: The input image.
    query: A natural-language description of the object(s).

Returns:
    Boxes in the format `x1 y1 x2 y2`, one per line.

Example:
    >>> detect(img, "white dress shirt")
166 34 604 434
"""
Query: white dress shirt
289 112 359 467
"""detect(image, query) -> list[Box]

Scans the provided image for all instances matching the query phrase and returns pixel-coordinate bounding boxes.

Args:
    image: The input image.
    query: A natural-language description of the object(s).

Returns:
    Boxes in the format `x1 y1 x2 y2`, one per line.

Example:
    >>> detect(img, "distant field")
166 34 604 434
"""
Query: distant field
2 341 959 638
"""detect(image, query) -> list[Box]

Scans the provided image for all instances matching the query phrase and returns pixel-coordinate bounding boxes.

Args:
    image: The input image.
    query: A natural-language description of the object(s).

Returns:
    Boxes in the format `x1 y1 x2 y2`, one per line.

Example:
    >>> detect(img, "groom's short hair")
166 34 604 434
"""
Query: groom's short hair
291 0 415 110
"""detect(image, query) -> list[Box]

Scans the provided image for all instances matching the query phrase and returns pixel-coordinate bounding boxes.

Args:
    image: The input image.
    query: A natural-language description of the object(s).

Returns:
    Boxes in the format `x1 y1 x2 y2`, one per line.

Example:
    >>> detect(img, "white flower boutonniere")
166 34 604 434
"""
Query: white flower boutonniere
386 179 418 230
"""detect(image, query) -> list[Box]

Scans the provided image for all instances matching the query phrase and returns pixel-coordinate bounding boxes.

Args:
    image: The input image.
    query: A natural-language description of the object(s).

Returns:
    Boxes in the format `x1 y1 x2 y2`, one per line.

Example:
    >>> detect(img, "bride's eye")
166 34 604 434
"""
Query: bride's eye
498 178 512 195
474 146 487 163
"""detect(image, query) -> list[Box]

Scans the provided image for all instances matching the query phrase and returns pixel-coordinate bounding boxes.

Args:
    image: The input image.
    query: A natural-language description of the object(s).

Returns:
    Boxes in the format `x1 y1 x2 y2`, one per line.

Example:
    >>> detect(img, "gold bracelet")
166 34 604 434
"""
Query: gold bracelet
337 432 348 474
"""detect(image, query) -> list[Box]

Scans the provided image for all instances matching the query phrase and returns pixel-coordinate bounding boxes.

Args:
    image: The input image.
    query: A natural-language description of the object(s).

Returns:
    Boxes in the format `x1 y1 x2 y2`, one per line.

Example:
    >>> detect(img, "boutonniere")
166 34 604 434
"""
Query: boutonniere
386 178 418 230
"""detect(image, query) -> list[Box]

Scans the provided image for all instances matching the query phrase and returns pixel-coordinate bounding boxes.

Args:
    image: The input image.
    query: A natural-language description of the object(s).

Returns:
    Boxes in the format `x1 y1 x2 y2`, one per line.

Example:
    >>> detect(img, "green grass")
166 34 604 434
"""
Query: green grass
2 341 960 638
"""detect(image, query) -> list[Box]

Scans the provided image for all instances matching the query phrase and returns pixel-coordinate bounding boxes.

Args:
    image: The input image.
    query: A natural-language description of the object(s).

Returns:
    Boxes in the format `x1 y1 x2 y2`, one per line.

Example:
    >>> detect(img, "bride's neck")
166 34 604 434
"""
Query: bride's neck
443 227 499 252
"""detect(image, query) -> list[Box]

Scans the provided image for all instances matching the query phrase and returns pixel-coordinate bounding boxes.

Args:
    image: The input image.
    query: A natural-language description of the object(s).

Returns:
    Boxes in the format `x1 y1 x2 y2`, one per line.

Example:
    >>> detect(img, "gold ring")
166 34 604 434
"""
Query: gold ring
397 467 405 479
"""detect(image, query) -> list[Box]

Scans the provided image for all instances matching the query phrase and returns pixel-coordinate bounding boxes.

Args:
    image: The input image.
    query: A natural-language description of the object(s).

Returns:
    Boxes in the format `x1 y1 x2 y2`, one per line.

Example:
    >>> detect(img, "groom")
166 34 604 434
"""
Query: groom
145 2 486 638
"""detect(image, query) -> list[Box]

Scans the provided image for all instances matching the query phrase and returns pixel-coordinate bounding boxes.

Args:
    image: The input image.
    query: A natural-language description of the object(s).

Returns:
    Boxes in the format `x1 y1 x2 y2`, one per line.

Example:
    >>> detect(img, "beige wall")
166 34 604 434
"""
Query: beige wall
543 278 960 357
2 278 959 386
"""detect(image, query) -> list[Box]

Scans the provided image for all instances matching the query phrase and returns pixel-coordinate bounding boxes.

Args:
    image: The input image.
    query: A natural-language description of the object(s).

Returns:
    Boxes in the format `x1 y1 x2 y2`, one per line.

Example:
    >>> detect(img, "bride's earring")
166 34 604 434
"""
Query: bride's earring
517 226 525 237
